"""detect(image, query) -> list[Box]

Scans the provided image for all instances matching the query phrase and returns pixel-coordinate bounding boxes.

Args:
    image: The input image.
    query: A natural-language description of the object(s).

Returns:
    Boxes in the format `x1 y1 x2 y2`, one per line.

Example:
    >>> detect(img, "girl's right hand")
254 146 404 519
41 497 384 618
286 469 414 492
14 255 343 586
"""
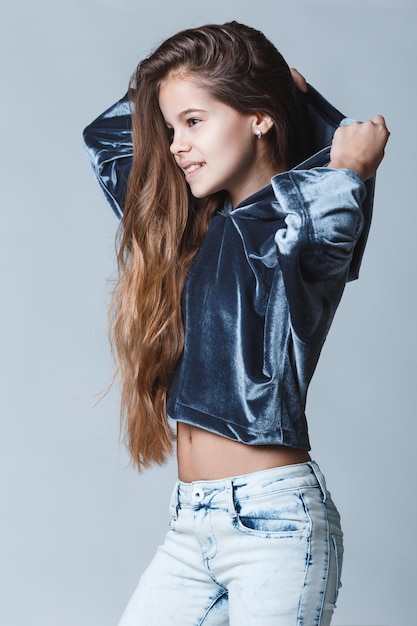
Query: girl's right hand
290 67 308 93
328 115 390 180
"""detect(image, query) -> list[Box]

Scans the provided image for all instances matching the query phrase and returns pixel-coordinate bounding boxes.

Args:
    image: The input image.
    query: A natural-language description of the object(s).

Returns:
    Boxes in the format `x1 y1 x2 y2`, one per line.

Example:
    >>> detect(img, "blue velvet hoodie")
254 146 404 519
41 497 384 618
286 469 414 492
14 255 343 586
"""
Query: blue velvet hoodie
83 86 375 450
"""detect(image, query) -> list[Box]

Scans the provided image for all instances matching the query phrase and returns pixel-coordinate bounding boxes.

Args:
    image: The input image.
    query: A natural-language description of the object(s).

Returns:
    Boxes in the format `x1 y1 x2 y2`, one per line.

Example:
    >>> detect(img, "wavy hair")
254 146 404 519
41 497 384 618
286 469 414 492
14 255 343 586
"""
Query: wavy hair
110 21 297 469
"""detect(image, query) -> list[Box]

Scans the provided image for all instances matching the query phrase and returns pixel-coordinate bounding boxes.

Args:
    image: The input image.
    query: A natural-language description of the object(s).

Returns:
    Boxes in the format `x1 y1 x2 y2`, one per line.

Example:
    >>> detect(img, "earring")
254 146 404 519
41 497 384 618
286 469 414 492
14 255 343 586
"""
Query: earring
255 130 263 139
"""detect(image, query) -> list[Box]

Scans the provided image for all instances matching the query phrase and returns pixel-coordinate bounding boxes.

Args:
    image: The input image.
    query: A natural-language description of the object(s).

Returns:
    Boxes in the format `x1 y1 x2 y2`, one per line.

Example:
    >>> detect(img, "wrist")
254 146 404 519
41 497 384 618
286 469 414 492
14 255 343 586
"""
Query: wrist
328 160 366 180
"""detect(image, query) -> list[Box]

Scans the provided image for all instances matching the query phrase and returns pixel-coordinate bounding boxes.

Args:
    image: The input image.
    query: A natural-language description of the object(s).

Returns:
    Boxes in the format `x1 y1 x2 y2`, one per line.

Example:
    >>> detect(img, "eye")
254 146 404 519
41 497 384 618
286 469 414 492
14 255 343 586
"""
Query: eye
187 118 200 127
166 127 174 143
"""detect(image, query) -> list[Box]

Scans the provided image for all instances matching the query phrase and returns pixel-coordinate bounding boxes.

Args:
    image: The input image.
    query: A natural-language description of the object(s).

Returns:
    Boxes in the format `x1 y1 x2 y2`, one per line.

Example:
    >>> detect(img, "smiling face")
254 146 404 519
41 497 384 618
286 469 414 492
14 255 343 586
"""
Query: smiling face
158 76 277 208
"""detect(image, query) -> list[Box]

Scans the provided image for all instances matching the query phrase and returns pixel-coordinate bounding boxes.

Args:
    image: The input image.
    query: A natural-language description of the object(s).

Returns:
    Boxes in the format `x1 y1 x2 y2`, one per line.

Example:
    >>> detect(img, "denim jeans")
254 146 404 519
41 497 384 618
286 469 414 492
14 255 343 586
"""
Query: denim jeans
118 461 343 625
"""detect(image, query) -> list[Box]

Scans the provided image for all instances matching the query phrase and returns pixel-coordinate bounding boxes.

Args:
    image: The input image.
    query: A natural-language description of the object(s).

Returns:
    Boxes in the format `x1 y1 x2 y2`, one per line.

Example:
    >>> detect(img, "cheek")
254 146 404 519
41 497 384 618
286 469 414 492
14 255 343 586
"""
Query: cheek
224 136 256 168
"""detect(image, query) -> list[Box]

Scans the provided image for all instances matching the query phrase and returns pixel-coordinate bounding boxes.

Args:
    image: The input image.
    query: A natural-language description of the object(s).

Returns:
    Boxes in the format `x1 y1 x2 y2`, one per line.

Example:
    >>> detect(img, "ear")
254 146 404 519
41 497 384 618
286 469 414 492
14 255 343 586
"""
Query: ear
252 112 274 137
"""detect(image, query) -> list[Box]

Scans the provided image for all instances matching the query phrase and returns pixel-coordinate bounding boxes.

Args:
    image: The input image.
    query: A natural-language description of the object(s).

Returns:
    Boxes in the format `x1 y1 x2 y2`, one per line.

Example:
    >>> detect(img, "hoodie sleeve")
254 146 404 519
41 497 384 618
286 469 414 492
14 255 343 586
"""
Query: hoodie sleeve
272 166 366 342
82 95 133 220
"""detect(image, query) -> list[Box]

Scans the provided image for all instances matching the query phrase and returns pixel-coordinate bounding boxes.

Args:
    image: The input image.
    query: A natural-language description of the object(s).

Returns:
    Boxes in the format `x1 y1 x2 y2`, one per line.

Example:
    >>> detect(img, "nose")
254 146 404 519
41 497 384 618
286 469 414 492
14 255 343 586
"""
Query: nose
169 129 191 155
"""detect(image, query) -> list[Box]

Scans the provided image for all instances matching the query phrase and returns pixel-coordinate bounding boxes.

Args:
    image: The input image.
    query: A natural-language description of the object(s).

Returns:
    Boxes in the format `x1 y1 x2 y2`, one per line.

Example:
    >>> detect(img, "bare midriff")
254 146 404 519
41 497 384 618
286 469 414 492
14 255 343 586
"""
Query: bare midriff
177 422 311 482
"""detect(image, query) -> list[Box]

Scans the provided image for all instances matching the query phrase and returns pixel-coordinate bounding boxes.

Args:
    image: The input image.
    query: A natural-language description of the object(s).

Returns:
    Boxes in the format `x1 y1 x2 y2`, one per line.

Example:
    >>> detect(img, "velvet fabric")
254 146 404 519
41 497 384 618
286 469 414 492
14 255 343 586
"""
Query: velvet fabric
83 85 374 450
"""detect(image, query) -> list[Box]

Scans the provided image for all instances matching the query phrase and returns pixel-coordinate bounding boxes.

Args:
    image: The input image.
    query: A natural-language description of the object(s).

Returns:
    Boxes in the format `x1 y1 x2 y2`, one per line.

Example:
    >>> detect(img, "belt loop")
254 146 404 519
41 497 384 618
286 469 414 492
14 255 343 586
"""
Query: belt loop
309 461 327 502
169 480 180 518
225 479 236 517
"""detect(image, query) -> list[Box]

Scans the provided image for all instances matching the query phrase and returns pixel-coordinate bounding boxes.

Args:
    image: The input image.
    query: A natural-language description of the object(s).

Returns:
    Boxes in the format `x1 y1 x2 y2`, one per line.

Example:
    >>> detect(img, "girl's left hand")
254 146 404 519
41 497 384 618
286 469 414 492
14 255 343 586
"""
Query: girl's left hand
329 116 390 180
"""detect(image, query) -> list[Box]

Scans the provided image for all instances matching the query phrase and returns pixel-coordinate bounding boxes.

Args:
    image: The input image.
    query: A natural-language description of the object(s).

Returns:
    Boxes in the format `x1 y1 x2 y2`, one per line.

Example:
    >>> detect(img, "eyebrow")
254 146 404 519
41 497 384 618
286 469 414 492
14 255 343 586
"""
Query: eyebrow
179 108 208 117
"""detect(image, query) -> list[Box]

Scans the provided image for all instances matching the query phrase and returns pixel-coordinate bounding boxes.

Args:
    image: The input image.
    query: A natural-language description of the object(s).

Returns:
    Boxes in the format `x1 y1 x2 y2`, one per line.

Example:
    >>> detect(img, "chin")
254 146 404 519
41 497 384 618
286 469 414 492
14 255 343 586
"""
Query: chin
189 185 223 200
189 187 211 200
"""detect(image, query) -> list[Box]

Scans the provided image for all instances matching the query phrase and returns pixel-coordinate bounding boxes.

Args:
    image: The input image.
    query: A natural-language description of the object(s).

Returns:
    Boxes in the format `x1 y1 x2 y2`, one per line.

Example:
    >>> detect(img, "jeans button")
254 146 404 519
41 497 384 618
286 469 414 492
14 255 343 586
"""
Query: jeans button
193 488 204 503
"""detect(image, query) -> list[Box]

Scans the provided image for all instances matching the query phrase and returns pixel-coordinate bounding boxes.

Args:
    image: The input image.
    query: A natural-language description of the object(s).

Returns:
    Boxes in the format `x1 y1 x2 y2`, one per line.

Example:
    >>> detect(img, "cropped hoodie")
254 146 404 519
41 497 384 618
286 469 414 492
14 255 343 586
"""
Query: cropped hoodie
83 86 375 451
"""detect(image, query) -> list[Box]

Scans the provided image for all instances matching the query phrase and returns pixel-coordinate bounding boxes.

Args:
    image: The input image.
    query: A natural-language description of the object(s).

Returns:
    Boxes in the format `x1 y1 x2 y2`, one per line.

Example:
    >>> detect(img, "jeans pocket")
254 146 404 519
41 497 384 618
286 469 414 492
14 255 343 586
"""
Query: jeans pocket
233 488 311 538
329 532 344 606
324 493 343 604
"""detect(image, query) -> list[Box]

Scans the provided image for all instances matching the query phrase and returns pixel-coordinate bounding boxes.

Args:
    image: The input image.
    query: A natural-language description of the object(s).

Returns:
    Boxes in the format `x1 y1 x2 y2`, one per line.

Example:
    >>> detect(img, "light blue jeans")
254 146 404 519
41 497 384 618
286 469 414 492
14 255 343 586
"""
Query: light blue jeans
118 461 343 625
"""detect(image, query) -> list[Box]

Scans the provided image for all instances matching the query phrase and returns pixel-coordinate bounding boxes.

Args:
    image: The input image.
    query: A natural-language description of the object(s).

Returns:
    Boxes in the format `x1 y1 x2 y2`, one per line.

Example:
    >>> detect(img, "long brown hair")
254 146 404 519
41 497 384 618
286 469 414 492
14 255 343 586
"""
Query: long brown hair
110 21 297 470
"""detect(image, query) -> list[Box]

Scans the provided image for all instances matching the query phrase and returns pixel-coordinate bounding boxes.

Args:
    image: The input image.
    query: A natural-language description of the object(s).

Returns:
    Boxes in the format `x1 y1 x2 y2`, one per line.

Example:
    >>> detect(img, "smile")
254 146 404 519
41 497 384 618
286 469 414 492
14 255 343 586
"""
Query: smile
182 163 205 179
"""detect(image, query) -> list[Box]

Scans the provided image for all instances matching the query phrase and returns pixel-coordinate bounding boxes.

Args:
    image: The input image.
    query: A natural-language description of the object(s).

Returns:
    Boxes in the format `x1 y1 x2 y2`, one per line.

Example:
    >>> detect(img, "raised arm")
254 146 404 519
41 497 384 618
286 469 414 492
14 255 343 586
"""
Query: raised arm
83 95 133 220
272 165 366 342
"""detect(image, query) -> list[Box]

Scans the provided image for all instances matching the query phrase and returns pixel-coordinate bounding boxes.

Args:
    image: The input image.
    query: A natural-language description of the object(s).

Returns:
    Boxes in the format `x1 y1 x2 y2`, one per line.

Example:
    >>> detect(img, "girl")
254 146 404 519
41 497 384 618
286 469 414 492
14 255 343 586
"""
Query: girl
84 21 388 626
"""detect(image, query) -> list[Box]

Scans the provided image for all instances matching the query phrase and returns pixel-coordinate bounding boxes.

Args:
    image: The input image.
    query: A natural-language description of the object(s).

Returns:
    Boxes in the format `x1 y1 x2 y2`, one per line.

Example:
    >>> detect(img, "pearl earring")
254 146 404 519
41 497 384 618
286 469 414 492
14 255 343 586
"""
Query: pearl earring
255 130 263 139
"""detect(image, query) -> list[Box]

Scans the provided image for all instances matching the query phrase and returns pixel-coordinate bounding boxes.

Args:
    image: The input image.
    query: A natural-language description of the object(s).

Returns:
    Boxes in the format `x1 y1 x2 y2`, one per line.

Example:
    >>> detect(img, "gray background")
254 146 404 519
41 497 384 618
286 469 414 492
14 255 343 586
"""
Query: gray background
1 0 415 624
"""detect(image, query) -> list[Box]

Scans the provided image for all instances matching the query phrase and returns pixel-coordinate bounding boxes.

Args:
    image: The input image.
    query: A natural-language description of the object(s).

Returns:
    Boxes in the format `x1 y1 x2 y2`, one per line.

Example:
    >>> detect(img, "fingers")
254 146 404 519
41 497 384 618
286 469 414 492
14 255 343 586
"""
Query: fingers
371 114 390 137
371 115 390 143
372 114 386 126
290 67 308 93
370 114 391 147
